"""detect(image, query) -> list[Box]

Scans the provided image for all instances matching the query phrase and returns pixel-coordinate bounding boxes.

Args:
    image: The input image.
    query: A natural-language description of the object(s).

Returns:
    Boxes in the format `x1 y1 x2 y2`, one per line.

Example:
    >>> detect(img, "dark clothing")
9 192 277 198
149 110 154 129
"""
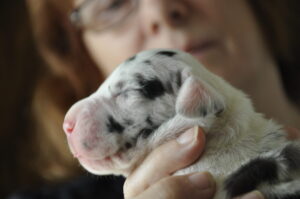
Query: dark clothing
7 175 125 199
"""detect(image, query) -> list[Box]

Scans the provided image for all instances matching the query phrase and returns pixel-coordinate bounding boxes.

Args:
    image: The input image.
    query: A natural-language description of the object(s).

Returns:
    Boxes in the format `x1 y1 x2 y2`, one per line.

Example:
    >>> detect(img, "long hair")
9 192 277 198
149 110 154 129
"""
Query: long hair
0 1 58 196
26 0 103 184
1 0 102 196
248 0 300 105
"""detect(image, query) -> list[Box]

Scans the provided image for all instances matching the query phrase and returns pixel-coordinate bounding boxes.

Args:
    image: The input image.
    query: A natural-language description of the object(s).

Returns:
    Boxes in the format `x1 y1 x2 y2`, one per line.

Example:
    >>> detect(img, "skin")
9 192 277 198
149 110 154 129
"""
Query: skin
124 127 216 199
73 0 300 198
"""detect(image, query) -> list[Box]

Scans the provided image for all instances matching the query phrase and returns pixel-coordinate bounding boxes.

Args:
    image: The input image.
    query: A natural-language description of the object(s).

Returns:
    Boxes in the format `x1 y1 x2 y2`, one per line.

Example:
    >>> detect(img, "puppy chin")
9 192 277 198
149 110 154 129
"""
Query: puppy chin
77 154 136 176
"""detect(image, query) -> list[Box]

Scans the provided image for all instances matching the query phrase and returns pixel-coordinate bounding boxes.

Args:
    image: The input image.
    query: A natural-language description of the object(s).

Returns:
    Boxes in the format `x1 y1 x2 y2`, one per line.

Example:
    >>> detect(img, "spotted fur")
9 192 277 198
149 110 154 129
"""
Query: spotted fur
63 49 300 199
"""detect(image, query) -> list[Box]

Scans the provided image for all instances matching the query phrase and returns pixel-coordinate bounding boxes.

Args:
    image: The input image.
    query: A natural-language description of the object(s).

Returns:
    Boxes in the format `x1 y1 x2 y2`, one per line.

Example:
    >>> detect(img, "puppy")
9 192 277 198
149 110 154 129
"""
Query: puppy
63 49 300 199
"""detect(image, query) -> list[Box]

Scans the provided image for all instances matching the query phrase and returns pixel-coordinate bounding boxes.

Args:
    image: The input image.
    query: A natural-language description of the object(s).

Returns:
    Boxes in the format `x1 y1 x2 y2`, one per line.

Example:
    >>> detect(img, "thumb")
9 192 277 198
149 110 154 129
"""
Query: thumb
131 172 216 199
124 126 206 197
285 126 300 139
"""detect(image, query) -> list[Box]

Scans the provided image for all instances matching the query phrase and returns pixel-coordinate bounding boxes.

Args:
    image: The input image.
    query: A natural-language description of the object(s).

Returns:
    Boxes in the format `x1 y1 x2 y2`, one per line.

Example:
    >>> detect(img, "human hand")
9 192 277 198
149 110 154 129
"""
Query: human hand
123 126 300 199
285 126 300 139
124 126 216 199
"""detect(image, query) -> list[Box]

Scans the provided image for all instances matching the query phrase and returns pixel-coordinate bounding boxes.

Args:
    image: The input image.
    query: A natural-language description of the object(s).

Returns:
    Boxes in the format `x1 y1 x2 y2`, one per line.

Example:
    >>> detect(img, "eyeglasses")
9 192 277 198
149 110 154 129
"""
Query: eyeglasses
70 0 138 32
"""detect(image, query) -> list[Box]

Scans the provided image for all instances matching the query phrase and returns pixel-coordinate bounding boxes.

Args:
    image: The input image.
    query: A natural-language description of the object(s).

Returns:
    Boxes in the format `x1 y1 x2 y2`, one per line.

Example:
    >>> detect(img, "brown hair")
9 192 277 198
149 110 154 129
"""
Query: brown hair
1 0 102 197
27 0 103 183
249 0 300 105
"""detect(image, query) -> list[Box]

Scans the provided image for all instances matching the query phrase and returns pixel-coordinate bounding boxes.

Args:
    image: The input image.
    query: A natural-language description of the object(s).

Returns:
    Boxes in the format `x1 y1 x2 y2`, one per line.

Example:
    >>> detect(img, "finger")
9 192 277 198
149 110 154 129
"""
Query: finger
124 126 205 198
131 172 216 199
233 190 264 199
285 126 300 140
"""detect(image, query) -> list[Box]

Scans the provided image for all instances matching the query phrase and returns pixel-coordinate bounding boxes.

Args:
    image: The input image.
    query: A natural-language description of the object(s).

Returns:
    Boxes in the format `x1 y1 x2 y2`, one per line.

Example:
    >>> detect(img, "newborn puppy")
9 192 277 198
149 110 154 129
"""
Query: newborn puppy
63 49 300 199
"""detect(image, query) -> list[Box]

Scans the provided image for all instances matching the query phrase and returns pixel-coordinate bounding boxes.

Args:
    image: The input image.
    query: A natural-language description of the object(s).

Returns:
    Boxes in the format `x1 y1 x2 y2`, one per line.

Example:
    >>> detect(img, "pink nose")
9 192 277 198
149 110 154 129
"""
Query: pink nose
63 120 75 134
63 101 83 135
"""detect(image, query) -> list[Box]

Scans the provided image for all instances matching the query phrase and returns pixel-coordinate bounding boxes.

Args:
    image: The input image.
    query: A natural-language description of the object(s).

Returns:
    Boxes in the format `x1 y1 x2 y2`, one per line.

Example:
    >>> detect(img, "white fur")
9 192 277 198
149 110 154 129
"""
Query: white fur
64 49 299 199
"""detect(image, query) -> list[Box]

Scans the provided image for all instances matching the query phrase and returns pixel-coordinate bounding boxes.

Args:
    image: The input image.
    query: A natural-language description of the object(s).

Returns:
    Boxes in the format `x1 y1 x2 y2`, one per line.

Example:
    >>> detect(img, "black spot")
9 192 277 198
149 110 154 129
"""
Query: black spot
199 107 208 117
127 55 136 62
176 70 182 87
277 192 300 199
146 116 153 126
156 51 177 57
138 128 156 139
124 119 133 126
171 70 182 88
143 60 152 65
131 124 160 146
281 144 300 170
125 142 133 149
135 74 166 99
214 103 224 117
225 158 278 198
106 115 125 134
215 109 224 117
116 81 125 90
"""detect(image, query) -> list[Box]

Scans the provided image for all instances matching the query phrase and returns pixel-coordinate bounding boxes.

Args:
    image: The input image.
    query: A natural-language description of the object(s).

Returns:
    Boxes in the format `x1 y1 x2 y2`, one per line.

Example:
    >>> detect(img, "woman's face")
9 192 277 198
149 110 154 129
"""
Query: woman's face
77 0 274 92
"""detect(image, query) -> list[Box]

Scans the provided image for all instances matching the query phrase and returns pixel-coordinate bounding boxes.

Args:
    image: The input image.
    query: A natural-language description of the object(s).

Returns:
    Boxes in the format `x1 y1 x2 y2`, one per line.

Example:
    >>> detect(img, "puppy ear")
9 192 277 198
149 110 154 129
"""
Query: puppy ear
175 75 225 118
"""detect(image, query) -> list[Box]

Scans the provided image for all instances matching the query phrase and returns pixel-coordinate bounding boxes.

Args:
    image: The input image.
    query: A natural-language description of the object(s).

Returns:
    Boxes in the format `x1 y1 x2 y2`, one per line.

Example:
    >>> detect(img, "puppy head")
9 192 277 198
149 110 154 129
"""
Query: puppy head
63 49 226 176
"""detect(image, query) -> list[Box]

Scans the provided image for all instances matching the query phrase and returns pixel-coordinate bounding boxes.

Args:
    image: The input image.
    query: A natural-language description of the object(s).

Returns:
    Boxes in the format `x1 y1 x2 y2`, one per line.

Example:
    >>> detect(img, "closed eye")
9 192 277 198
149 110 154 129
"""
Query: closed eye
115 88 139 99
110 86 138 98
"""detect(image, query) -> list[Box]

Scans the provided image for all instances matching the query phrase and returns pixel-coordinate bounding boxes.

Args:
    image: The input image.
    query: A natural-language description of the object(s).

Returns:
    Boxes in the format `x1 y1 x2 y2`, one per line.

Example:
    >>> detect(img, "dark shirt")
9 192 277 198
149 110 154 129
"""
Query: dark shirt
7 175 125 199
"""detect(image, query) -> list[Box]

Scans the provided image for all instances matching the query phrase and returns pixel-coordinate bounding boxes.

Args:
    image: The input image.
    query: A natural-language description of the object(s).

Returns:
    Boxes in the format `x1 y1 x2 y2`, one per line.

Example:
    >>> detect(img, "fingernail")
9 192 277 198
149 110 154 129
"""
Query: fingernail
177 126 199 145
188 172 214 190
234 191 264 199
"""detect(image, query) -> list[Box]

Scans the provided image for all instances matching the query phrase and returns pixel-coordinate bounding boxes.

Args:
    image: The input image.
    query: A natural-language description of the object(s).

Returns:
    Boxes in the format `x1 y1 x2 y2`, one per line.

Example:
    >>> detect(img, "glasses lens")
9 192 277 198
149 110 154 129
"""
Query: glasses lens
74 0 135 31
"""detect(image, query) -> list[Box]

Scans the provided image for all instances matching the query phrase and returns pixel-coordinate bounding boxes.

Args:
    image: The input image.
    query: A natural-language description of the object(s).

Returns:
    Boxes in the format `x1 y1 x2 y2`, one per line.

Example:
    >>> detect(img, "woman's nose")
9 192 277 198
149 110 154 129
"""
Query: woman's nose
139 0 189 36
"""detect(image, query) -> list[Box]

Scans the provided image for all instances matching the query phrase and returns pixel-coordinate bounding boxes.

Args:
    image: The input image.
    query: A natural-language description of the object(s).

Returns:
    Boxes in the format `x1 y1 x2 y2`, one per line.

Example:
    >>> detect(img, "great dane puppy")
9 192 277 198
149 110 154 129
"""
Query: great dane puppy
63 49 300 199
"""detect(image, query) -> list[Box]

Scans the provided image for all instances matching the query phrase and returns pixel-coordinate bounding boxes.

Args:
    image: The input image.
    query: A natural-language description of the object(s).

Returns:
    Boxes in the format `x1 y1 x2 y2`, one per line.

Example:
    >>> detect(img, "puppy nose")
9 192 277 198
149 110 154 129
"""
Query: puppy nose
63 120 75 134
63 100 84 135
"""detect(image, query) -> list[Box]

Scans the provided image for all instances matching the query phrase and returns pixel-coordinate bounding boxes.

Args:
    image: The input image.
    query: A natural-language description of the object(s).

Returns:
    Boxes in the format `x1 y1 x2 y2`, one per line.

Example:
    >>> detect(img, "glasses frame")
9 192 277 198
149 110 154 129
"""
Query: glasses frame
70 0 138 32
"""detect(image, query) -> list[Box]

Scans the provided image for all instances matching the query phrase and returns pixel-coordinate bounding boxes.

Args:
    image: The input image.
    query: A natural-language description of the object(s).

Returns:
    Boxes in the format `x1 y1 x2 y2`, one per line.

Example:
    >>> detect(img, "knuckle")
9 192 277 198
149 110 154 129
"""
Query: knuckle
156 176 190 198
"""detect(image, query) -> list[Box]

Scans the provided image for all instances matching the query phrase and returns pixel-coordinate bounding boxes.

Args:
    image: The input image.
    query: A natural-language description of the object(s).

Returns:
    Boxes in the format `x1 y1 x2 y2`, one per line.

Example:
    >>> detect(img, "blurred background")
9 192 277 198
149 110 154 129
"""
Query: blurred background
1 1 43 196
0 1 124 198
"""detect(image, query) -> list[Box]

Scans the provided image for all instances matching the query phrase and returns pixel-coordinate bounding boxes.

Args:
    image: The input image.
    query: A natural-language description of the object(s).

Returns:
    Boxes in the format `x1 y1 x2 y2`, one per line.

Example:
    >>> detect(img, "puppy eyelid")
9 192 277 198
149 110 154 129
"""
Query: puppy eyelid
116 89 134 99
112 91 121 98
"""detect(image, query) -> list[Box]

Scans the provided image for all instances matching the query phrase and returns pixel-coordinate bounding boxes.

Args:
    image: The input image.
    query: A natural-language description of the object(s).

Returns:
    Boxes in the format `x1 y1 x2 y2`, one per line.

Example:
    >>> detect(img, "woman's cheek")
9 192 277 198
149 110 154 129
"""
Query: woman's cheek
83 28 141 76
